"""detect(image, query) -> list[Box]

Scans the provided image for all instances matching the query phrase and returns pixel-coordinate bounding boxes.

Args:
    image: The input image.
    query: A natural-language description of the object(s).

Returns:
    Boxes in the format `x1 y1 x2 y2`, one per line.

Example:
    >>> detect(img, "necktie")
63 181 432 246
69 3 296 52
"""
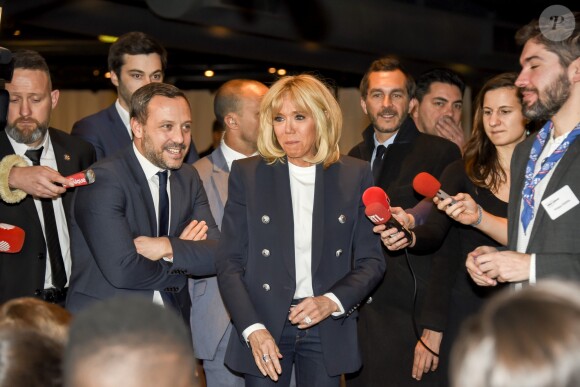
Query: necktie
521 121 580 232
157 170 169 236
24 147 67 289
156 170 178 310
372 145 386 184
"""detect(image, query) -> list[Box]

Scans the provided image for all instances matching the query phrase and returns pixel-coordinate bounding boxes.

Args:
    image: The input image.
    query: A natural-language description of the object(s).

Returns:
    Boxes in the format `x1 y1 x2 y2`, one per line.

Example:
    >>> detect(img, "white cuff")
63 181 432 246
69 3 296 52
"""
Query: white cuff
323 292 345 316
529 253 536 284
242 323 266 344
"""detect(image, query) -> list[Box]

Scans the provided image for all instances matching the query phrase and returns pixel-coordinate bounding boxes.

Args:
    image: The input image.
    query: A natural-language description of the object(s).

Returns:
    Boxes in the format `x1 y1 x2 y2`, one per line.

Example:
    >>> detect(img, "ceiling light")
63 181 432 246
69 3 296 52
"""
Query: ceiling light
277 69 287 76
98 35 118 44
204 70 215 77
268 67 277 74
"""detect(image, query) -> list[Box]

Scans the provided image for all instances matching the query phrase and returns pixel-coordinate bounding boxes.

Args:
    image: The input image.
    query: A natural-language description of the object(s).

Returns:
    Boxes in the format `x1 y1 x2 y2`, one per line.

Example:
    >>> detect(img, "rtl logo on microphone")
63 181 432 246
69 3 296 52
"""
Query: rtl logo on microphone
368 214 385 224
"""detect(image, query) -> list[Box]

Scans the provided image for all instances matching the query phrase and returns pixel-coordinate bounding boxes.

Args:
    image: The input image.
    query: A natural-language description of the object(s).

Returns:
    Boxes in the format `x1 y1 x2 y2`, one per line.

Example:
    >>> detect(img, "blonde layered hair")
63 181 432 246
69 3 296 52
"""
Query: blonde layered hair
258 74 341 168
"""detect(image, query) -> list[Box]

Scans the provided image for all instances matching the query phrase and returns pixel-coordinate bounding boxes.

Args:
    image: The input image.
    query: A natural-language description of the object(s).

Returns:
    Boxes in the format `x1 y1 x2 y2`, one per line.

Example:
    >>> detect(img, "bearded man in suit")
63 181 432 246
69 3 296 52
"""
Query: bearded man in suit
66 82 218 323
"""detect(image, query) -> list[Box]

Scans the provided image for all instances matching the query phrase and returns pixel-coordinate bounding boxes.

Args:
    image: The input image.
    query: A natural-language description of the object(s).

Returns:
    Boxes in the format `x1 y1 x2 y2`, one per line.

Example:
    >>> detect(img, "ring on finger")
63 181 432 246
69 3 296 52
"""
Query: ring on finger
304 315 312 325
262 354 270 362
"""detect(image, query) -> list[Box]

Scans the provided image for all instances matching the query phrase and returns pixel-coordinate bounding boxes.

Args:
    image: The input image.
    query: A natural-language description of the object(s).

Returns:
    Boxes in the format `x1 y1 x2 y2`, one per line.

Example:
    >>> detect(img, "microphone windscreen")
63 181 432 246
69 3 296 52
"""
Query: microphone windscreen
413 172 441 198
0 223 25 253
364 202 392 225
65 169 96 188
362 186 389 207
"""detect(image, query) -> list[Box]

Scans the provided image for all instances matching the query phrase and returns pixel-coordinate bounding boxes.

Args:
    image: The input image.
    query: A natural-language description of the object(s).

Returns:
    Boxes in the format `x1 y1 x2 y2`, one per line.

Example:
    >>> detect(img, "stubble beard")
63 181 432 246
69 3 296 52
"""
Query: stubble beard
370 109 408 135
521 71 571 121
142 132 185 171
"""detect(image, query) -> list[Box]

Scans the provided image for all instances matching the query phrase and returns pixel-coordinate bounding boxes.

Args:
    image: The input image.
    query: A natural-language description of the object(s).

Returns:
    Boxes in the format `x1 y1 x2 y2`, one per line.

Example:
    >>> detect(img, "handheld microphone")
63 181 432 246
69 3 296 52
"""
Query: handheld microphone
64 169 95 188
0 223 25 253
363 187 413 241
412 172 457 205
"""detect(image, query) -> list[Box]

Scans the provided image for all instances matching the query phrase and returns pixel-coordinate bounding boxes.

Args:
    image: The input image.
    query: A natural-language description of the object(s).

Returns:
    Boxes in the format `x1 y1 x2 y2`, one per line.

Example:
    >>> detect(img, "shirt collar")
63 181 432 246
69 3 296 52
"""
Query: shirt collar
7 130 52 160
115 99 131 130
373 131 398 148
220 139 257 170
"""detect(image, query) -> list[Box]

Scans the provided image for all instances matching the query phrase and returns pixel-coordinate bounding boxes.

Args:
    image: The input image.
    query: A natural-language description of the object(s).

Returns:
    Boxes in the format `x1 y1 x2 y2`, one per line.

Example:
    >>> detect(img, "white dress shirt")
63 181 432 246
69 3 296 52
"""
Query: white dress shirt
8 133 72 289
132 143 172 305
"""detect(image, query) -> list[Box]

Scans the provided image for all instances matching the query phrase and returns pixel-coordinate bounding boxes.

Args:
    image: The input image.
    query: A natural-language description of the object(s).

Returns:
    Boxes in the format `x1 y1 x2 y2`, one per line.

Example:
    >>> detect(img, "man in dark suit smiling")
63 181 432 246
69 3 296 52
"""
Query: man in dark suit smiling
66 83 218 323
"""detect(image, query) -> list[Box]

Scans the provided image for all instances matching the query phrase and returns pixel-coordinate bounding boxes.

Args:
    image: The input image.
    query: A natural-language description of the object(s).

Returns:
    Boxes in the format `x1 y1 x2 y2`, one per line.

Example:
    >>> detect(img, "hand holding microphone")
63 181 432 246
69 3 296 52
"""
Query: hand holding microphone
8 165 95 200
363 187 414 250
412 172 457 205
64 168 95 188
413 172 481 225
0 223 25 253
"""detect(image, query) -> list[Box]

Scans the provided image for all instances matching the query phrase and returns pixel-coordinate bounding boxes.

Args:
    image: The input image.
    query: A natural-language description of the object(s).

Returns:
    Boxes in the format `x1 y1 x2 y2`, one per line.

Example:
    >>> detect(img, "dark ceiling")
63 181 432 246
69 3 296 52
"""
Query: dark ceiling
0 0 573 92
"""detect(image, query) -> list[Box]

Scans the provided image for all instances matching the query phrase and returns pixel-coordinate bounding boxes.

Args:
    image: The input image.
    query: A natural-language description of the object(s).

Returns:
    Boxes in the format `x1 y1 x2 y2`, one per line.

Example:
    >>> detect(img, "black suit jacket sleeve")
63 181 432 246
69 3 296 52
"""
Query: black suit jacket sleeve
411 160 464 331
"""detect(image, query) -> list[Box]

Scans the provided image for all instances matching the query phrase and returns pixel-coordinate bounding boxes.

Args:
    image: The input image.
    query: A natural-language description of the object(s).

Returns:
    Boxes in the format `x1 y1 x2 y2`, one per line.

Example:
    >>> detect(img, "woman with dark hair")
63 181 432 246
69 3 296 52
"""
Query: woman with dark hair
378 72 528 384
216 74 385 386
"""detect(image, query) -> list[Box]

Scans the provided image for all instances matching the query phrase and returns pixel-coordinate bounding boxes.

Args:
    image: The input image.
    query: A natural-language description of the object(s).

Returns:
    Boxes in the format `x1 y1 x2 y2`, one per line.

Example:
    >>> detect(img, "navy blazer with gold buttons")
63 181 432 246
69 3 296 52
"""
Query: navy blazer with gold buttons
216 155 385 377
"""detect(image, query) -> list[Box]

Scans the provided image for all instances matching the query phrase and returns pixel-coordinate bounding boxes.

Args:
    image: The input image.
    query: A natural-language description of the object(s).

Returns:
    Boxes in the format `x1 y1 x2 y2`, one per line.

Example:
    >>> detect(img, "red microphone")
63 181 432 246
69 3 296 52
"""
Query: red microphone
0 223 25 253
412 172 457 205
363 187 412 241
64 169 96 188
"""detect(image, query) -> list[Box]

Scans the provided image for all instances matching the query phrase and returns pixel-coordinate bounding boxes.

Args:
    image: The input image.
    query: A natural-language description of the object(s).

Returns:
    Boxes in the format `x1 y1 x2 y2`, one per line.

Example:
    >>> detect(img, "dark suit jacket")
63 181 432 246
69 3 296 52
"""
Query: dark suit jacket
347 118 461 386
508 134 580 280
72 103 199 163
0 129 96 303
66 145 219 322
216 155 385 377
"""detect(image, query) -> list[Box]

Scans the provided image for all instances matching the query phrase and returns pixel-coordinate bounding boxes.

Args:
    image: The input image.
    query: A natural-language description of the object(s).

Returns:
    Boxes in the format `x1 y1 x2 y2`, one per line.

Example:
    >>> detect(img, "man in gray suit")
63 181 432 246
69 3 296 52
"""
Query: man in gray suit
190 79 268 387
466 12 580 285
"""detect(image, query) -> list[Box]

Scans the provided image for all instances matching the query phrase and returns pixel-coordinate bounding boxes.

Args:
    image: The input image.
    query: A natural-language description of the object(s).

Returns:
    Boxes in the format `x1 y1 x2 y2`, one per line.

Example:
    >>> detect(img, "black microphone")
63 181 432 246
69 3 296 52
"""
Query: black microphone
362 186 413 241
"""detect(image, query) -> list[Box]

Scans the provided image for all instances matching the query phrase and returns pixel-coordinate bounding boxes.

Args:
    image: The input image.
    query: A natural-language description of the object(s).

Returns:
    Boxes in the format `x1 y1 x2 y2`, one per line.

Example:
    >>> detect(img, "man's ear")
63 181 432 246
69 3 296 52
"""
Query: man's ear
409 98 418 115
131 117 143 139
570 57 580 83
224 113 238 130
50 89 60 110
360 97 368 115
110 71 120 87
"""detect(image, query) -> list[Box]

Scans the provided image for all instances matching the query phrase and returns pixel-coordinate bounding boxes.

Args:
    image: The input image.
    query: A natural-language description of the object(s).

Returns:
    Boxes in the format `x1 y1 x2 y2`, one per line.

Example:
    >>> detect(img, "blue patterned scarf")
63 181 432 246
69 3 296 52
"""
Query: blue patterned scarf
521 120 580 232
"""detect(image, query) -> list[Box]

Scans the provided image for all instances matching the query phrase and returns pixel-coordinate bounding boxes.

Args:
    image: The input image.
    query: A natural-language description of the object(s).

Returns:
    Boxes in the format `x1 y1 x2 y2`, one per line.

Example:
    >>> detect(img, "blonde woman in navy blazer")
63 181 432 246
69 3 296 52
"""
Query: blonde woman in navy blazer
216 74 385 387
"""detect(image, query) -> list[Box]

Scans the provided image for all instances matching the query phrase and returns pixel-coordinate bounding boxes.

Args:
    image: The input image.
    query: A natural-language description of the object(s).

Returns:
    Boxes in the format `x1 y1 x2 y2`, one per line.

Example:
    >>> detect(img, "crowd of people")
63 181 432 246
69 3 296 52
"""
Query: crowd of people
0 10 579 387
